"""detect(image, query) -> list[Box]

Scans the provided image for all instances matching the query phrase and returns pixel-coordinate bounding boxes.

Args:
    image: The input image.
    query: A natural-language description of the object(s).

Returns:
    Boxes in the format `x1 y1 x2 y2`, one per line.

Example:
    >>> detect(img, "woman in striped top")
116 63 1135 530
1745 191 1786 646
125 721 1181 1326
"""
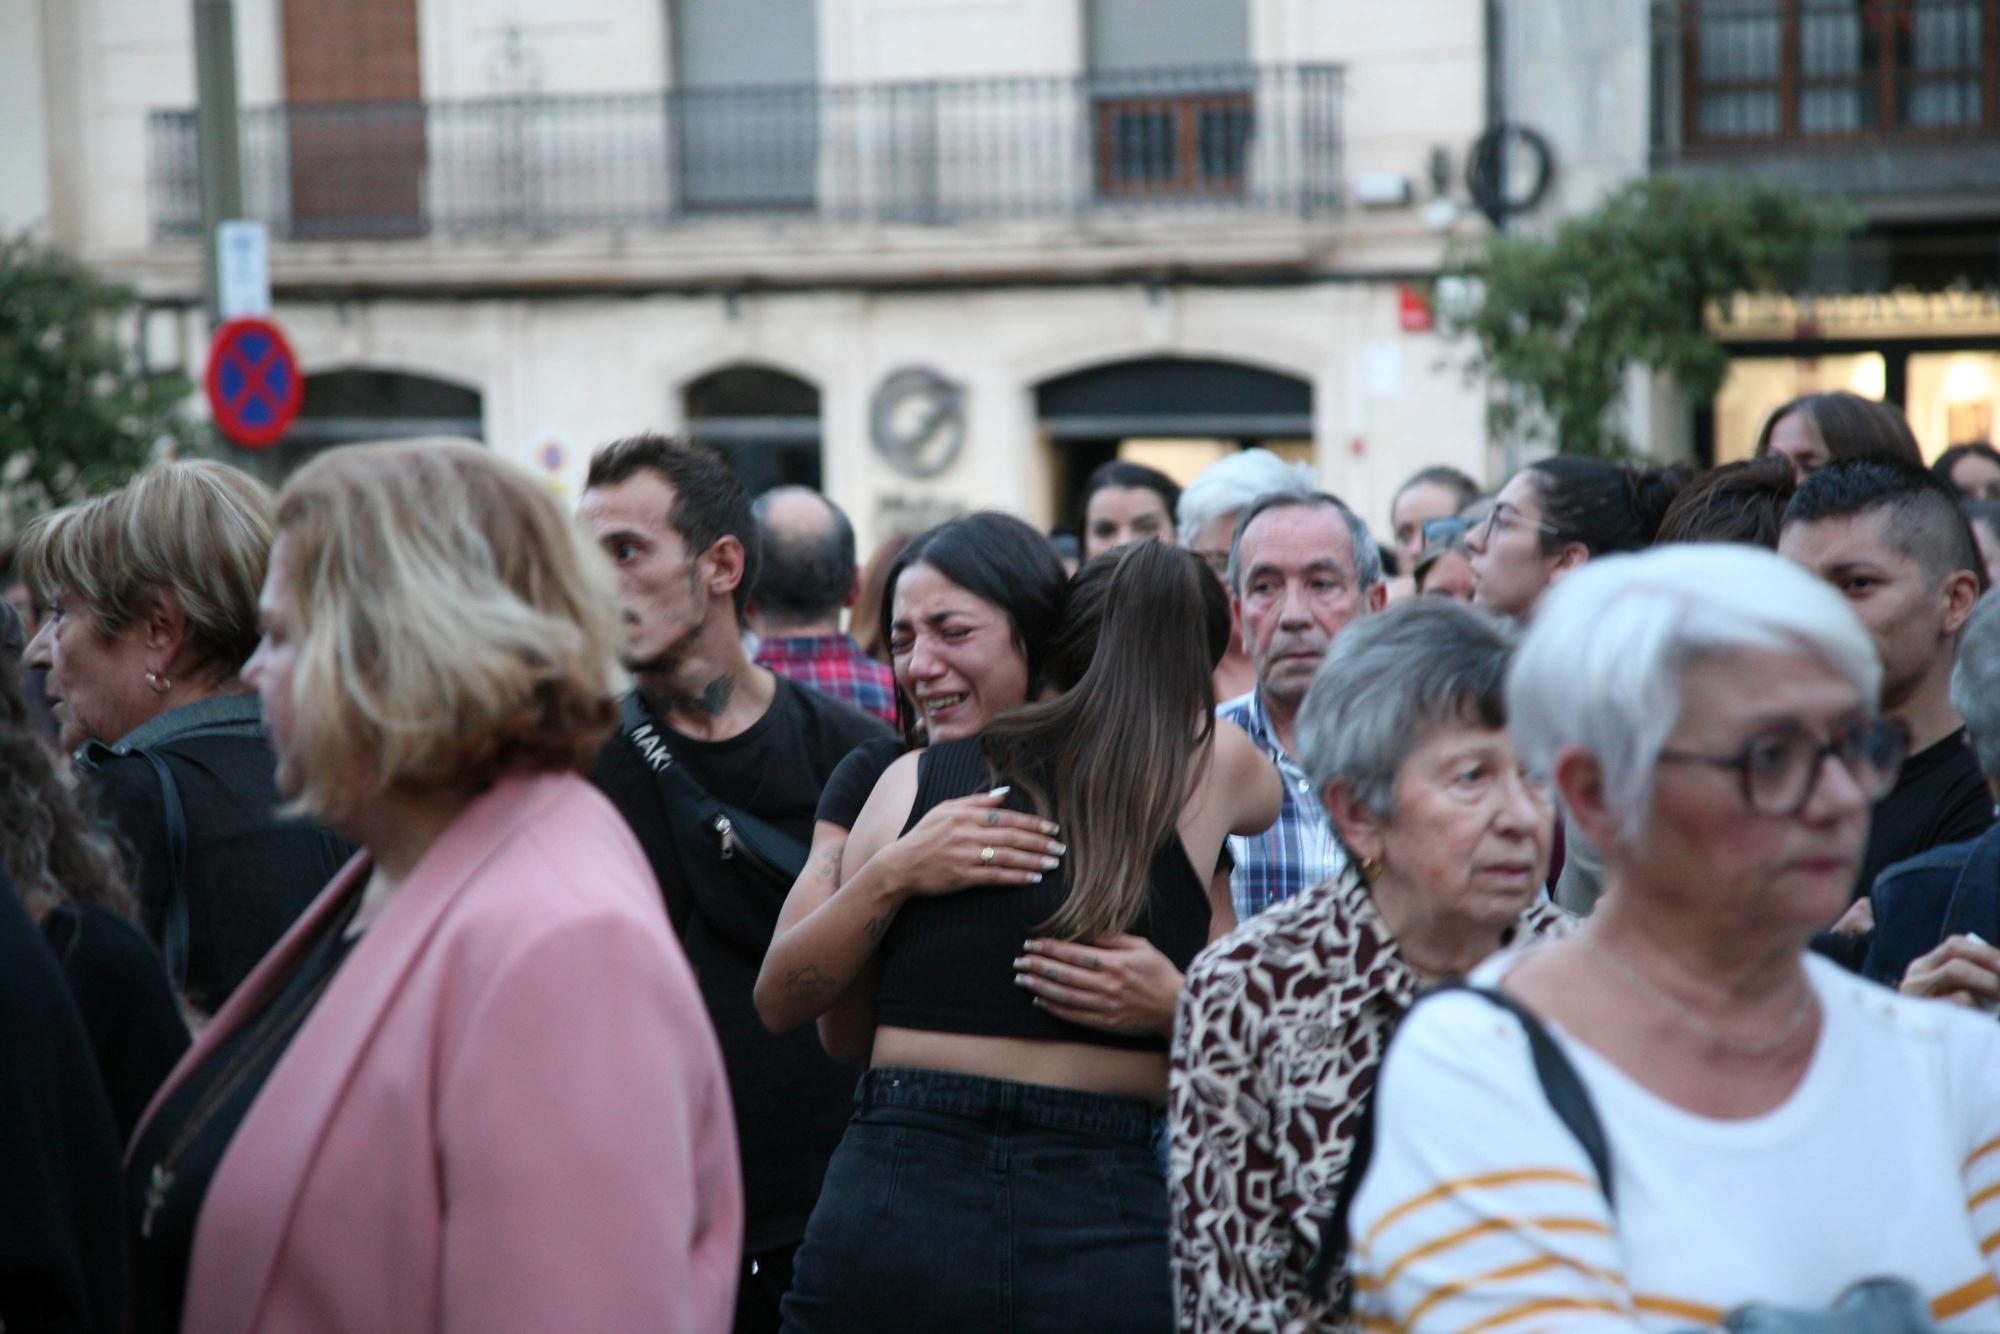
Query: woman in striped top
1348 544 2000 1331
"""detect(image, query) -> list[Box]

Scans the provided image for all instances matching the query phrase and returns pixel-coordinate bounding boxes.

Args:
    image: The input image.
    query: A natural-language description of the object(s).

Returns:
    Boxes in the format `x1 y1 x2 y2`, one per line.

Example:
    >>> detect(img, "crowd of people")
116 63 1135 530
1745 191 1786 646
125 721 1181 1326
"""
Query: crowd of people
7 387 2000 1332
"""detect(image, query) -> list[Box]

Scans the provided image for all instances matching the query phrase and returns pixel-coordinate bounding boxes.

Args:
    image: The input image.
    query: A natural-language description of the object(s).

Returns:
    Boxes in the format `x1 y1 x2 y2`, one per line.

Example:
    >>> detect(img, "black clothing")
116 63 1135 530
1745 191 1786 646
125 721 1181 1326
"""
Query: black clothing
40 900 189 1142
813 736 908 831
125 890 363 1334
1865 822 2000 987
1856 728 1993 902
871 738 1213 1055
0 872 124 1334
1815 728 1995 972
590 674 888 1257
81 699 353 1015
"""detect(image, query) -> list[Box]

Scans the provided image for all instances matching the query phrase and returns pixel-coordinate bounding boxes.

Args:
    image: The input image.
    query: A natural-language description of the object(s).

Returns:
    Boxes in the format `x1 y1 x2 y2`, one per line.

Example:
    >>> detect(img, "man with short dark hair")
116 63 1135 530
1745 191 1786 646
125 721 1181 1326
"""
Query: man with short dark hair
1778 458 1992 916
580 435 888 1334
1220 490 1387 919
748 487 896 726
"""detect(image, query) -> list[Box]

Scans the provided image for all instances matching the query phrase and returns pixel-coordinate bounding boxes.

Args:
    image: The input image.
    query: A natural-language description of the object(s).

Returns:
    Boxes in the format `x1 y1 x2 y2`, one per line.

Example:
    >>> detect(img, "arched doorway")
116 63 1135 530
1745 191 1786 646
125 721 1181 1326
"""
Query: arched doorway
1034 356 1314 526
274 367 484 474
683 364 823 493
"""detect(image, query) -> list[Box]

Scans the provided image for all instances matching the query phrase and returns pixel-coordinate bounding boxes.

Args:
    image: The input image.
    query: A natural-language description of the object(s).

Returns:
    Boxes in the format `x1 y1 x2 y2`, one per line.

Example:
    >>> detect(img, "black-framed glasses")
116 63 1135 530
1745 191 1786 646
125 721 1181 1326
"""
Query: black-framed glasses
1476 501 1566 548
1657 716 1910 817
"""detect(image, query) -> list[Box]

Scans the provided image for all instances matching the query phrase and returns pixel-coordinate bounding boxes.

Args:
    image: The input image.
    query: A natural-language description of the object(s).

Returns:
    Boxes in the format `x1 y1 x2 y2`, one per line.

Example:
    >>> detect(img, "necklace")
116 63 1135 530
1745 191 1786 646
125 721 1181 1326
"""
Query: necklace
1589 946 1816 1059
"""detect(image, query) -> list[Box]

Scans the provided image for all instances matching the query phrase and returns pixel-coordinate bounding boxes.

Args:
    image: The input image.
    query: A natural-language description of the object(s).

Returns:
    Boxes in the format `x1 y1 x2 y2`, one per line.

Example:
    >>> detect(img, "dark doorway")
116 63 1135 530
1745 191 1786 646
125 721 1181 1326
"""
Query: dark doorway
265 368 483 476
684 364 824 493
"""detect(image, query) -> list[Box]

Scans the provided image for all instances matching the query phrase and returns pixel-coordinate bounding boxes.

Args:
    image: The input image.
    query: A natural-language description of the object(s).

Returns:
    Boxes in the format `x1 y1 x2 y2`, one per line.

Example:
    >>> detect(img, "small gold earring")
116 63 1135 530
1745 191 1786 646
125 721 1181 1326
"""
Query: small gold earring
1360 856 1383 882
145 671 172 695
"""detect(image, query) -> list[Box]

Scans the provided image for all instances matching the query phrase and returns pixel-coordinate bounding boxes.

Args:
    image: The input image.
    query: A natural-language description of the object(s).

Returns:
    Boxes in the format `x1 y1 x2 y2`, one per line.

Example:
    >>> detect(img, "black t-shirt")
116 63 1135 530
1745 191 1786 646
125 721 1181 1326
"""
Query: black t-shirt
589 674 888 1254
814 736 909 831
1858 728 1993 901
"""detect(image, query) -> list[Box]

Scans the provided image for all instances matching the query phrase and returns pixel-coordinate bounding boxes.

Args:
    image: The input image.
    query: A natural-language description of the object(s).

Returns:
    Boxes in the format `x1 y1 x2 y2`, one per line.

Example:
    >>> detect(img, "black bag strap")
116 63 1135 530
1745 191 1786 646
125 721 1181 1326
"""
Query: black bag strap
137 748 191 994
619 694 810 948
1312 981 1614 1302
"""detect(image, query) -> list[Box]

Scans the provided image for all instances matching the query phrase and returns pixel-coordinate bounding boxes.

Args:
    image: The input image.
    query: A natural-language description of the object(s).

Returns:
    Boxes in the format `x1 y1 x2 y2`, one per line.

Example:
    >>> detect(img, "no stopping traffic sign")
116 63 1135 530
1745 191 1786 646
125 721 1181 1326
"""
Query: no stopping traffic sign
205 317 302 449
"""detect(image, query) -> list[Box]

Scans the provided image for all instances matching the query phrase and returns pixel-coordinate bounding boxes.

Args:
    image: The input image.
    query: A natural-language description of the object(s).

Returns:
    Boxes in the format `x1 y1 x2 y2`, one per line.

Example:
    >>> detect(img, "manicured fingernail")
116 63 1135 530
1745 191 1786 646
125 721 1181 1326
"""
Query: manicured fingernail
1014 973 1031 987
989 785 1011 797
1043 822 1060 835
1028 872 1042 883
1973 932 1989 947
1041 856 1060 869
1022 940 1037 952
1050 842 1067 856
1012 957 1027 970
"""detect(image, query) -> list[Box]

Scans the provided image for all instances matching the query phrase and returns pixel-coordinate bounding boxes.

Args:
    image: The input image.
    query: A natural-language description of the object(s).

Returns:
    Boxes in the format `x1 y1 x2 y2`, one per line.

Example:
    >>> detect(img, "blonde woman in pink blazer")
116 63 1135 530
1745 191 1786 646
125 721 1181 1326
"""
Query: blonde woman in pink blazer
124 442 742 1333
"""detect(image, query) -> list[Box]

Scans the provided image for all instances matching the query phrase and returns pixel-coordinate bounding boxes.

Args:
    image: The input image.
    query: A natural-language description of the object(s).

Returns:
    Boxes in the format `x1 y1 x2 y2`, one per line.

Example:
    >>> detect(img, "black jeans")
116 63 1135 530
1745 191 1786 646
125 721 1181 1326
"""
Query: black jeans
780 1067 1171 1333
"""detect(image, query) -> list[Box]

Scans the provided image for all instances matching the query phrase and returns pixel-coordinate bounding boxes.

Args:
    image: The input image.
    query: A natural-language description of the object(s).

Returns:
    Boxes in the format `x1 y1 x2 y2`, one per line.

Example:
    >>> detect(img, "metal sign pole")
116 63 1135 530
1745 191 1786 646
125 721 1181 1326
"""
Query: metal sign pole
193 0 244 331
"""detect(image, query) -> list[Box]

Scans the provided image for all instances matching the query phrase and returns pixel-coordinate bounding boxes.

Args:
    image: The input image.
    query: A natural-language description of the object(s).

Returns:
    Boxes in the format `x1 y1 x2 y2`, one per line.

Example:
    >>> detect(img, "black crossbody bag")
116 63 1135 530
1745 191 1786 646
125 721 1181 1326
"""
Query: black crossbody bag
620 695 810 951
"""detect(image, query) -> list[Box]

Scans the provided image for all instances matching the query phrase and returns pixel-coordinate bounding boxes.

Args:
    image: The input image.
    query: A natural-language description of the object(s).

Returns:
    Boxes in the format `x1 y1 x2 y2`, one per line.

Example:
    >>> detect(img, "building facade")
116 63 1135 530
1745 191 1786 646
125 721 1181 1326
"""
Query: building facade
4 0 1994 546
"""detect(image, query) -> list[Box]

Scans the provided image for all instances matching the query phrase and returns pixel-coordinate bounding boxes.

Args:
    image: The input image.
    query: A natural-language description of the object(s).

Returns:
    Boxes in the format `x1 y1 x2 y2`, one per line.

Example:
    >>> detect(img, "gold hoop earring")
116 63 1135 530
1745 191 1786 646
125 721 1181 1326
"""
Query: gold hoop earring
145 671 172 696
1359 856 1383 882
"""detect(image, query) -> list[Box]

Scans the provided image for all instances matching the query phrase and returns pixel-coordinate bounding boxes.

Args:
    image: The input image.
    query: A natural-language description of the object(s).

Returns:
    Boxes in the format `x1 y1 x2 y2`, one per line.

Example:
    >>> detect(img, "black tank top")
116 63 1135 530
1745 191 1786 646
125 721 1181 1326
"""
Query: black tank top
872 737 1214 1053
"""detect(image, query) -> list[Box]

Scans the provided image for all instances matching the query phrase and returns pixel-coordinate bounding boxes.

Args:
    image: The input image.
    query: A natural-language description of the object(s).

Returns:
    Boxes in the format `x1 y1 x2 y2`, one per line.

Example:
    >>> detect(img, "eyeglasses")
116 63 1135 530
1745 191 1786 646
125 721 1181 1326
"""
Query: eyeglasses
1475 501 1566 549
1420 516 1476 547
1657 716 1910 817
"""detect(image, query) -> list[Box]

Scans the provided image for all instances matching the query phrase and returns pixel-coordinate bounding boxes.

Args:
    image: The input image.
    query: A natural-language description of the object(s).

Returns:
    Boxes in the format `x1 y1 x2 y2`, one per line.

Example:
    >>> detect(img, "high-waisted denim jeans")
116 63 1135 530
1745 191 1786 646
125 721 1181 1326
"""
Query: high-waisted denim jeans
779 1067 1172 1334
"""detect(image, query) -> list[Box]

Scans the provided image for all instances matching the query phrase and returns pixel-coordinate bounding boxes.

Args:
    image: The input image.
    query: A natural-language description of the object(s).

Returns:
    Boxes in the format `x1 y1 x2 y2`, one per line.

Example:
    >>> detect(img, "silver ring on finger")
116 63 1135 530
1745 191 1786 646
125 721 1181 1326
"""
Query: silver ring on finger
984 810 1001 827
980 846 996 864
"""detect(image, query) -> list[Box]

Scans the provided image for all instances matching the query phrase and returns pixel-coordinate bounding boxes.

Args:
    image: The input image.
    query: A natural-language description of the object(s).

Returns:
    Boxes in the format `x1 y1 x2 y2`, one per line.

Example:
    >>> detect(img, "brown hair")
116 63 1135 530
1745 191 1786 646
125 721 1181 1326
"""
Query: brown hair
1753 392 1923 469
273 442 624 822
1653 456 1798 549
852 531 913 663
980 542 1225 941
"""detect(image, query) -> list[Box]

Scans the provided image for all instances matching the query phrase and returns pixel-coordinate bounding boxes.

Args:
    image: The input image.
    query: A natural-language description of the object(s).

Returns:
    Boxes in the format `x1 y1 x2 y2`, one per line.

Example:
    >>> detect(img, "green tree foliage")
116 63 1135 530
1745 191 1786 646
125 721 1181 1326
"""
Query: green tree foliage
1443 179 1854 458
0 234 197 541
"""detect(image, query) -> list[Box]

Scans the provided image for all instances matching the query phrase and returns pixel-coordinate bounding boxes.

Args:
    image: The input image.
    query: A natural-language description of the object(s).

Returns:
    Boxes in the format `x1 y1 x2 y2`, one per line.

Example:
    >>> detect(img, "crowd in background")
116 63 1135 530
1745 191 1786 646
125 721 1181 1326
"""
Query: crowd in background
8 388 2000 1331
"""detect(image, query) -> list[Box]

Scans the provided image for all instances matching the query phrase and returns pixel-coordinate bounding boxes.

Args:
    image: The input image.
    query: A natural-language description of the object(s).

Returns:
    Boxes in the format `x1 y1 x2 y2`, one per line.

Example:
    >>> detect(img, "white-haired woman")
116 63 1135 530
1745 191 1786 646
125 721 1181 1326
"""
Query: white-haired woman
1176 448 1316 701
1344 544 2000 1329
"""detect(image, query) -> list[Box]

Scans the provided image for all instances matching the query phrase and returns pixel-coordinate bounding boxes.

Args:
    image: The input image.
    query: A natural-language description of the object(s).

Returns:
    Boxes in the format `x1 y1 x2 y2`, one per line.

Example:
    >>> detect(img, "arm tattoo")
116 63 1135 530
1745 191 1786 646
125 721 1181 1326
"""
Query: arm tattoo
863 910 896 943
783 963 839 1004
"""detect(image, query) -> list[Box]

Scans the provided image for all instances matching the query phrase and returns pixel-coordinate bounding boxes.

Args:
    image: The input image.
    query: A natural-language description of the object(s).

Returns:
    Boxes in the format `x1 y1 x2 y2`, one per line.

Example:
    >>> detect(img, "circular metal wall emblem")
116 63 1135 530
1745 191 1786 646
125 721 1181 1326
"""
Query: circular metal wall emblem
870 366 966 480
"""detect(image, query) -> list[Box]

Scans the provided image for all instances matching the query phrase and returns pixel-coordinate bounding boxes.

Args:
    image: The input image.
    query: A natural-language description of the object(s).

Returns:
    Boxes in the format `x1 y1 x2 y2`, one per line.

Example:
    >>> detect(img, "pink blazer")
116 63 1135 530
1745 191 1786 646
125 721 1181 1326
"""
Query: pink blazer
131 771 742 1332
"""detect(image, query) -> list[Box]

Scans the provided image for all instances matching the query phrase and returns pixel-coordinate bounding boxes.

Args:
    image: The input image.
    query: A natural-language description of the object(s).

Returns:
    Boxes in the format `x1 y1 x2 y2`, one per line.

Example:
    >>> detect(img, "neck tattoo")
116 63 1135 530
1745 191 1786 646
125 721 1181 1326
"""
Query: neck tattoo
1590 945 1816 1058
673 673 734 718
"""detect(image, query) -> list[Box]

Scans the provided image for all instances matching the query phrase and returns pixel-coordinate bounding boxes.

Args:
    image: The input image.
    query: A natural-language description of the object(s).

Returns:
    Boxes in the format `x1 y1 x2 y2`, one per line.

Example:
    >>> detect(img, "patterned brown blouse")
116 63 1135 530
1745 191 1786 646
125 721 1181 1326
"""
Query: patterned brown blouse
1167 867 1572 1333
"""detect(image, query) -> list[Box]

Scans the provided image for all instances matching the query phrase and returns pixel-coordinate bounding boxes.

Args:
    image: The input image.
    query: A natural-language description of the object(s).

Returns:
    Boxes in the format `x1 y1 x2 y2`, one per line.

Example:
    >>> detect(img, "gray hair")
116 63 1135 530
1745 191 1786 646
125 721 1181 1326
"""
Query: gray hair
1176 449 1316 546
1297 598 1518 825
1508 544 1881 843
1951 590 2000 780
1226 492 1384 595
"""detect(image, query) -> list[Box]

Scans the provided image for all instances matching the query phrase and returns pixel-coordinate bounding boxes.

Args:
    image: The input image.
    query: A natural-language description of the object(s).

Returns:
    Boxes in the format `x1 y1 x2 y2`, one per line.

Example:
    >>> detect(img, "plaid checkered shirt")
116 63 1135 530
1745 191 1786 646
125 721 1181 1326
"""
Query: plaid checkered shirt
754 633 899 727
1218 687 1348 921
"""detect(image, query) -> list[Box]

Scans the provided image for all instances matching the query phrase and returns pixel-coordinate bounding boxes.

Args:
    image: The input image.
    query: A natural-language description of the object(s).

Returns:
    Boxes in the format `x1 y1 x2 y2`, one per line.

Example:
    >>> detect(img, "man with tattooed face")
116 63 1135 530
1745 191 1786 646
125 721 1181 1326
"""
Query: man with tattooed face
582 434 888 1334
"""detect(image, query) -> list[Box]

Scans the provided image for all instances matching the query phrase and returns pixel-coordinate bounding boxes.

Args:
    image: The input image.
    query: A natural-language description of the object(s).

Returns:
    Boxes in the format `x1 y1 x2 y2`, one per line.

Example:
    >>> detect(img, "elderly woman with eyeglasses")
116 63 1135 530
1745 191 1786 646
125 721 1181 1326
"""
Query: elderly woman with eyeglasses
1344 544 2000 1329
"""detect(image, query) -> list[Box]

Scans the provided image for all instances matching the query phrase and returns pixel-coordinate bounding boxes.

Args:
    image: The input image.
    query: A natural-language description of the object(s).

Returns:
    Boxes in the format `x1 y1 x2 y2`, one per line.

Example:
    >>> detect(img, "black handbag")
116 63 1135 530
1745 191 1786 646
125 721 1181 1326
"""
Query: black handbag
620 694 810 953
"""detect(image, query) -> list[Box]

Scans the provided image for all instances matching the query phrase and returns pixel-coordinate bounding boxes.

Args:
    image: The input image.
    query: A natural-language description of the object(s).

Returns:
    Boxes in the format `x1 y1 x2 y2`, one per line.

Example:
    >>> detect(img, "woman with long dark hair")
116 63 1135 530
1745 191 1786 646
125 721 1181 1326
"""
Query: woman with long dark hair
0 603 187 1141
777 541 1280 1332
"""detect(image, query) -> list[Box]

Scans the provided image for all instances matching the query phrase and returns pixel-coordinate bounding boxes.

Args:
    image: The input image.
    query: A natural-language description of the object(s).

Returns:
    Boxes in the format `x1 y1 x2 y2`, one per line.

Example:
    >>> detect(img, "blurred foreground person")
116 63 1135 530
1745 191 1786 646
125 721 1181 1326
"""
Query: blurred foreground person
127 442 740 1333
1346 545 2000 1328
0 602 185 1140
1177 448 1316 699
779 543 1278 1333
0 865 124 1334
20 461 350 1018
1755 390 1924 482
1172 598 1565 1331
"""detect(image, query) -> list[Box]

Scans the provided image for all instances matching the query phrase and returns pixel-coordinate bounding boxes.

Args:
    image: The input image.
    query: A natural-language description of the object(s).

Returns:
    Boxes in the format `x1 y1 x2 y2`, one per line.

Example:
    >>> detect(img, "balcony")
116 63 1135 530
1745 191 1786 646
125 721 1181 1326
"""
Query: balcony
1651 0 2000 210
146 65 1343 249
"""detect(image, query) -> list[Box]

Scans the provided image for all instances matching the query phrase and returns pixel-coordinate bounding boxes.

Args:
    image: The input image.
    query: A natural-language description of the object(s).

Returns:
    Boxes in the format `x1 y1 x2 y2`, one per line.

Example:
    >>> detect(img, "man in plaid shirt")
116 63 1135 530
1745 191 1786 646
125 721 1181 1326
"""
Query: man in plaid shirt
1219 491 1386 919
749 487 898 727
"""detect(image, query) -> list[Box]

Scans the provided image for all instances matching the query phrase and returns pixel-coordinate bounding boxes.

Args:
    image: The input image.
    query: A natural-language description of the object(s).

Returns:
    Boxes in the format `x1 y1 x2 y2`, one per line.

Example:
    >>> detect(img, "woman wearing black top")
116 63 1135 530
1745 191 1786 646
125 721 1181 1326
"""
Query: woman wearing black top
0 603 186 1142
778 542 1280 1332
20 461 351 1019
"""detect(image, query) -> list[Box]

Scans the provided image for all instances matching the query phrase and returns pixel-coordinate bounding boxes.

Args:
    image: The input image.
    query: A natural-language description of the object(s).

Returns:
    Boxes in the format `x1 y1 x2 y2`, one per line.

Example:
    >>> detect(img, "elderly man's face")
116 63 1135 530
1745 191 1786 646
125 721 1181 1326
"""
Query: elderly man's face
1633 647 1871 931
1234 505 1382 708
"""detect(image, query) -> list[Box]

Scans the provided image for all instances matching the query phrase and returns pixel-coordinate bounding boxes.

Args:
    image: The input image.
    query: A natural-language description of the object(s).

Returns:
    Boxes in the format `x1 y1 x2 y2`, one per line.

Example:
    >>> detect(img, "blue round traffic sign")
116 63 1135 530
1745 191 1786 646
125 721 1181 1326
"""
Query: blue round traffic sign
205 317 302 449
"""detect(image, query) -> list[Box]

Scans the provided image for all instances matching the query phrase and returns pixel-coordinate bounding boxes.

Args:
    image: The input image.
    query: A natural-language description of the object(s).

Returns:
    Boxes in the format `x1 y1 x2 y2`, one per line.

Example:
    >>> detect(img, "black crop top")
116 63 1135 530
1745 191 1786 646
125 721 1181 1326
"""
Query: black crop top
871 738 1214 1053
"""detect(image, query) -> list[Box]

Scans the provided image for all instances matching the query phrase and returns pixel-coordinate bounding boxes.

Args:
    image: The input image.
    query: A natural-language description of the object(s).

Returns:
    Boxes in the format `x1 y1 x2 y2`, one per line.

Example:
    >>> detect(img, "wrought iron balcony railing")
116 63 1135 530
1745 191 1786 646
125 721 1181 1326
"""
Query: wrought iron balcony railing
1653 0 1999 151
147 64 1343 243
